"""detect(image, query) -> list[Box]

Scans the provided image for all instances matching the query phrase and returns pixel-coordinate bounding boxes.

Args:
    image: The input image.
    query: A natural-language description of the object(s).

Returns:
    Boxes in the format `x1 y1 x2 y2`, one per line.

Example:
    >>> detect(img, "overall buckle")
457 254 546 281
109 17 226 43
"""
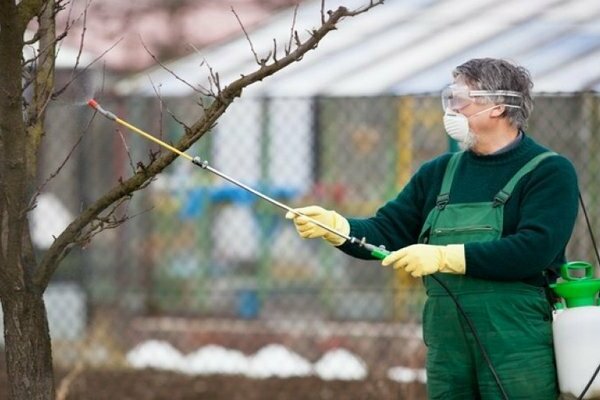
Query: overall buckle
493 190 510 207
436 193 450 209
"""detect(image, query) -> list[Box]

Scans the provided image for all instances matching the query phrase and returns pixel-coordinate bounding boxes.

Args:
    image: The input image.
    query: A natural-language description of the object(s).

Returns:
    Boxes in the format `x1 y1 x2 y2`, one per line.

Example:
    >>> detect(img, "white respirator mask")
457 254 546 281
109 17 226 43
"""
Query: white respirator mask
443 106 499 143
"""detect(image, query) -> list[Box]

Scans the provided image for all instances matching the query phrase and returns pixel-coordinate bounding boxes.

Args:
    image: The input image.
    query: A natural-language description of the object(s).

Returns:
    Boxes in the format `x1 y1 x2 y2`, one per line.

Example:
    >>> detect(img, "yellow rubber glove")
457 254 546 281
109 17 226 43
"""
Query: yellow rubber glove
381 244 466 278
285 205 350 247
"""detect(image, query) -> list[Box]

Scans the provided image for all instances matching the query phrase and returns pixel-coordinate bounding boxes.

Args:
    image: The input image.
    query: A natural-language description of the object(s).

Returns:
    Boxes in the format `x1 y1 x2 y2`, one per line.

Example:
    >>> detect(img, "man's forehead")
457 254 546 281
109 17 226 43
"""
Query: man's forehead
452 76 471 88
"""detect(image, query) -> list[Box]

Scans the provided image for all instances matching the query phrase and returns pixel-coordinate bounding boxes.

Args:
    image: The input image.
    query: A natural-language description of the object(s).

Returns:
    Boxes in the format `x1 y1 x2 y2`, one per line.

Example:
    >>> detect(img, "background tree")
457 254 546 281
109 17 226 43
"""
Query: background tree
0 0 383 399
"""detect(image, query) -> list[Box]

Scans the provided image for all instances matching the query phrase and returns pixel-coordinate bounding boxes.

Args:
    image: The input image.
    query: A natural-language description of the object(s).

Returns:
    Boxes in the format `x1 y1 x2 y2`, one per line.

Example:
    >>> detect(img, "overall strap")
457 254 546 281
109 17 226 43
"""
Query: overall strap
436 152 464 209
493 152 557 206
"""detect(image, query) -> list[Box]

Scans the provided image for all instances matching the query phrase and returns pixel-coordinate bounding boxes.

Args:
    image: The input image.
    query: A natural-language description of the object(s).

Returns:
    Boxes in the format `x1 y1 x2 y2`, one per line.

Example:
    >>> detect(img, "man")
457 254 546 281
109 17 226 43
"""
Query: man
286 58 579 399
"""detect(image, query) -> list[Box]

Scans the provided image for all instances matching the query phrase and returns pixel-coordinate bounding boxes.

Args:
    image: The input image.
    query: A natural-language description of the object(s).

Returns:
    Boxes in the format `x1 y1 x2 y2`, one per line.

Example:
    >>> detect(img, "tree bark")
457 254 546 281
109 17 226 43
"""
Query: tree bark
2 292 55 399
1 1 57 399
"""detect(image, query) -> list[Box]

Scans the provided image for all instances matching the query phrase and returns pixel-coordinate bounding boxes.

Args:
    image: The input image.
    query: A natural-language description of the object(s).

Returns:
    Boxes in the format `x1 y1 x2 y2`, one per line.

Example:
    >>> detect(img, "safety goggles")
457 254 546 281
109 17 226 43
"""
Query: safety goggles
441 84 523 112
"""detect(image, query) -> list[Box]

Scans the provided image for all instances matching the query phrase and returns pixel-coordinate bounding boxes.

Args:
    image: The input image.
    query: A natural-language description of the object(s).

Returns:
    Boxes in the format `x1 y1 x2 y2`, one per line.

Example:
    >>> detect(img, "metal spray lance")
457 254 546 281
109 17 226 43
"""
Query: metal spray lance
87 99 522 399
87 99 391 260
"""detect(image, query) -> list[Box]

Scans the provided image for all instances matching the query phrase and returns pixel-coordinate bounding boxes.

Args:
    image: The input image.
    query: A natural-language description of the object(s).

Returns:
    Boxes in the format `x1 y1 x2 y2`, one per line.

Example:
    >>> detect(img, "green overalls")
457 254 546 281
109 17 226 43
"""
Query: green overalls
418 152 558 400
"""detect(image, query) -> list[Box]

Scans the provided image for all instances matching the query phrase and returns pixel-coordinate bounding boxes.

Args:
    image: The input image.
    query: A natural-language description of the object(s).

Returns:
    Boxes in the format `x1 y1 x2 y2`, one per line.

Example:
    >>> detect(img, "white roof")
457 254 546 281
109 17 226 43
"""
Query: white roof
115 0 600 96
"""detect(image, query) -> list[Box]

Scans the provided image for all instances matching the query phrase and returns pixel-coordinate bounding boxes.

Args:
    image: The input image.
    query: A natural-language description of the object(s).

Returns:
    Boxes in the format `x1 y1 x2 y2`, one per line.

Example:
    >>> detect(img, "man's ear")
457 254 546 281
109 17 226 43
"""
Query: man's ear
490 104 506 118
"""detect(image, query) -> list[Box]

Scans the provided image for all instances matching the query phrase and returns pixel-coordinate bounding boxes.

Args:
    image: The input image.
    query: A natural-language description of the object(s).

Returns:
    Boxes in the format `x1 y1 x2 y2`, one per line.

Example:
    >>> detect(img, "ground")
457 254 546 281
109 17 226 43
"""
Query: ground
0 317 427 399
0 368 426 400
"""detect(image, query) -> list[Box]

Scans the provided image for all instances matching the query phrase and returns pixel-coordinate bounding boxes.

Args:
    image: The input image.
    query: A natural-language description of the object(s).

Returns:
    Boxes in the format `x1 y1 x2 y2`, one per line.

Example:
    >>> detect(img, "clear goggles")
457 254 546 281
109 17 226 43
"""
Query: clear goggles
441 84 523 112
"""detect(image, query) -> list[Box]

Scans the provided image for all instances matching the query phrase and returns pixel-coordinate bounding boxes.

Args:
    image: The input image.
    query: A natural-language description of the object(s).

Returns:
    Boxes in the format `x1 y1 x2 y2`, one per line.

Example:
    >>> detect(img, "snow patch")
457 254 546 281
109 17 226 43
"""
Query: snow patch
126 340 428 383
126 340 185 371
247 344 313 378
314 348 368 381
387 366 427 383
184 345 249 375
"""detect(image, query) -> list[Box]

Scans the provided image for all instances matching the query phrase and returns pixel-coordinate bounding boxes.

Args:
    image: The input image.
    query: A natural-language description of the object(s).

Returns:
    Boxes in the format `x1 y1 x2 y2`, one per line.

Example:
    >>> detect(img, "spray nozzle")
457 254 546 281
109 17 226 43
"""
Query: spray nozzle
87 98 117 121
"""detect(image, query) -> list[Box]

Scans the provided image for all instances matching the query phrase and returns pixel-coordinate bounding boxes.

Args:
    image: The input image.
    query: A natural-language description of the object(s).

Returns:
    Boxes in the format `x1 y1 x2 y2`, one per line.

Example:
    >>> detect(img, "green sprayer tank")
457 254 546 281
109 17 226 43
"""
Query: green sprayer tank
550 261 600 399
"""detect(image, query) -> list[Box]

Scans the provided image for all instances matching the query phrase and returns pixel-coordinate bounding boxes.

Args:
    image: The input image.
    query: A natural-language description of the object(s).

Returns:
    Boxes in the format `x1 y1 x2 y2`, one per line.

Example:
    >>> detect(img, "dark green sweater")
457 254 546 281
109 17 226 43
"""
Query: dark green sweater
338 135 579 286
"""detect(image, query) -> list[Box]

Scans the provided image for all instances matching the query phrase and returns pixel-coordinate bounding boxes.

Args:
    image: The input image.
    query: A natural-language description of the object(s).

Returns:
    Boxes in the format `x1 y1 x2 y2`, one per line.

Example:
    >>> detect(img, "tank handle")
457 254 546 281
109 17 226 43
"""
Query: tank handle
561 261 594 281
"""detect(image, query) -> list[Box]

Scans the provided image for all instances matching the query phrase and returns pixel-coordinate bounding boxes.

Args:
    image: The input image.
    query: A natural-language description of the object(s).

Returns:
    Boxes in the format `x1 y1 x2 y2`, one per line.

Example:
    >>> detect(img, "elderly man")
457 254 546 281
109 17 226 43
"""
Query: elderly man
287 58 579 399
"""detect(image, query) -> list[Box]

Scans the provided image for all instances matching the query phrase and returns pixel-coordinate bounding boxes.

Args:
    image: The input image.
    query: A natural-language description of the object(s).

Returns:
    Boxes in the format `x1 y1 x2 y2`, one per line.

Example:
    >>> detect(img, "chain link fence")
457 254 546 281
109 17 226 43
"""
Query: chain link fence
2 92 599 398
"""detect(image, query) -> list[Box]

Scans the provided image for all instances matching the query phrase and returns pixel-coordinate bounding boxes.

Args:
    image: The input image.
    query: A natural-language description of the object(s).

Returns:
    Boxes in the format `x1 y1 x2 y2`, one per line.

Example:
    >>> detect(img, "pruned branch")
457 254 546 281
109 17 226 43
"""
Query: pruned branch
115 127 138 175
75 195 134 248
50 0 91 98
147 75 192 132
26 113 92 213
185 43 217 99
140 39 210 96
285 4 299 55
232 7 261 66
346 0 384 17
71 0 90 72
218 2 384 101
272 38 278 63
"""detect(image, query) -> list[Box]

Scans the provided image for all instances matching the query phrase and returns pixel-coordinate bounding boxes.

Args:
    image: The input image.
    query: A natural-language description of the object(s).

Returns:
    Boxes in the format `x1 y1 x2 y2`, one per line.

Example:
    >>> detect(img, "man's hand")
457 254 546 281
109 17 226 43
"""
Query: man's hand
381 244 466 277
285 205 349 246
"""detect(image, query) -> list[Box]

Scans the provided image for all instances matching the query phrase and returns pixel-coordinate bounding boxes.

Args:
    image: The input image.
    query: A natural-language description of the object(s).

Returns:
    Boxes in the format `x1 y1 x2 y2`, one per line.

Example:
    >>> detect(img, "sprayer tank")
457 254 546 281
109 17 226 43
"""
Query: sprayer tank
550 261 600 399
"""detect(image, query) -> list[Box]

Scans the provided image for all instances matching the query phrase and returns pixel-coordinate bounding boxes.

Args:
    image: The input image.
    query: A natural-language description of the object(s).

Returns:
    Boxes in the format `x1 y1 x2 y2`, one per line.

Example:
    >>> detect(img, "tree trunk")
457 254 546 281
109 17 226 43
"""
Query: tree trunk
2 292 55 400
0 1 57 399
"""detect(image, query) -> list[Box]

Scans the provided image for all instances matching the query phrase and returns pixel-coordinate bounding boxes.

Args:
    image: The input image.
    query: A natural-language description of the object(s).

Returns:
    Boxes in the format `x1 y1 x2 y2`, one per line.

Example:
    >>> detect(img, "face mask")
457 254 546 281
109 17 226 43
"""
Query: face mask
443 105 505 144
443 111 470 142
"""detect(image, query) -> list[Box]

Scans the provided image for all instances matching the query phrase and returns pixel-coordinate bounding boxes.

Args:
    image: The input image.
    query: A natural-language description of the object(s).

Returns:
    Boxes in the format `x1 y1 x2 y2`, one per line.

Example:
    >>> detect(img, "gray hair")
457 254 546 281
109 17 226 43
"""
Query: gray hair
453 58 533 129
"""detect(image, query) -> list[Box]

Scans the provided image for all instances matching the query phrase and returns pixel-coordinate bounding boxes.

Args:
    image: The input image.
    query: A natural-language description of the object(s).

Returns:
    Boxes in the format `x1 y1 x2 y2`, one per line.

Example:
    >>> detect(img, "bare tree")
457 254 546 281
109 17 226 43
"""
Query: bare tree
0 0 383 398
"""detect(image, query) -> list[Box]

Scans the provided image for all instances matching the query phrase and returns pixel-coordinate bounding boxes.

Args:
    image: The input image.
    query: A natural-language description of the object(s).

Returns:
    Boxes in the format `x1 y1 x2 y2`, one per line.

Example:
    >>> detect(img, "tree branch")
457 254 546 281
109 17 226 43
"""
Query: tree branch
75 195 151 250
52 37 123 99
140 39 209 96
231 7 261 65
147 75 192 132
285 4 299 55
26 113 91 214
50 0 91 98
216 3 384 105
25 0 56 187
17 0 47 26
115 126 138 175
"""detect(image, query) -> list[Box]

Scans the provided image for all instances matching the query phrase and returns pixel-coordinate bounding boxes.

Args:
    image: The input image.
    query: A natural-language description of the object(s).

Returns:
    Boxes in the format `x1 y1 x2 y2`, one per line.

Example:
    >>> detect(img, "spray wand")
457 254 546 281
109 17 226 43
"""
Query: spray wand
88 99 516 398
87 99 390 260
